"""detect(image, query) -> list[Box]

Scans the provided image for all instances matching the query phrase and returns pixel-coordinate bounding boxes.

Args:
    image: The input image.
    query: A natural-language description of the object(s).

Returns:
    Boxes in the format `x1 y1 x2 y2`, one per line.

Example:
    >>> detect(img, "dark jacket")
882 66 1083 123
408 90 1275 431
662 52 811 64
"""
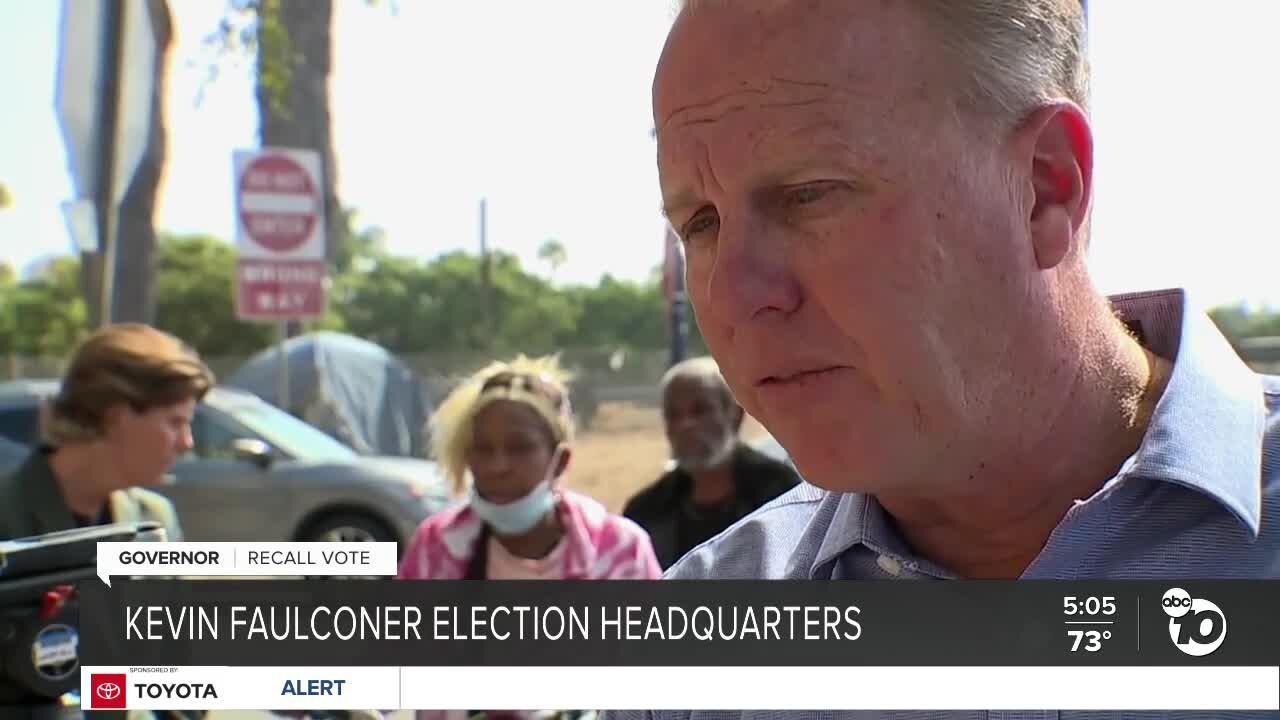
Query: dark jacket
623 443 799 569
0 447 184 541
0 449 184 719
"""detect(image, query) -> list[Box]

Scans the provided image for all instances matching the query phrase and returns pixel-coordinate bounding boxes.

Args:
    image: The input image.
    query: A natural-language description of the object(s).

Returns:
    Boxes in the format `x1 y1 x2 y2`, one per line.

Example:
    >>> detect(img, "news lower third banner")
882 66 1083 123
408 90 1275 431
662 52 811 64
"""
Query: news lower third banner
76 579 1280 711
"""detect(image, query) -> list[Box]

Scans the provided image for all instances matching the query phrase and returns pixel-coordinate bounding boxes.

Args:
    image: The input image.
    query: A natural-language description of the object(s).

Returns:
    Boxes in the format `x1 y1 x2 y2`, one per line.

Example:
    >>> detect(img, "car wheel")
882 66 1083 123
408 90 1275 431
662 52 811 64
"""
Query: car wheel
302 513 395 543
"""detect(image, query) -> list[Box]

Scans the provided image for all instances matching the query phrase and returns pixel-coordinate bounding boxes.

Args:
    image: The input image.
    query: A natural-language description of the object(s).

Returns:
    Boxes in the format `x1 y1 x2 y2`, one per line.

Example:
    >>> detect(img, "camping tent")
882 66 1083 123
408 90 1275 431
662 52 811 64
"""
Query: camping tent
226 332 436 458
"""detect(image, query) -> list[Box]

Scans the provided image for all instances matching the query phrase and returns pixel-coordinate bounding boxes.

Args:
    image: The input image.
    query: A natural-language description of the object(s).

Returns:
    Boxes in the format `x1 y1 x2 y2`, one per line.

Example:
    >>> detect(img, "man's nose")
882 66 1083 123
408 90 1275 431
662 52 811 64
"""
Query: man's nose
669 413 699 434
704 211 802 325
178 427 194 453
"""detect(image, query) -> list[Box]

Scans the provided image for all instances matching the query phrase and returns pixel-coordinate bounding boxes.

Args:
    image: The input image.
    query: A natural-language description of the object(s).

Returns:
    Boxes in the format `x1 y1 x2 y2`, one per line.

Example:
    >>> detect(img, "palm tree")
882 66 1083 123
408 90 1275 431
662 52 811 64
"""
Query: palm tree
538 238 568 281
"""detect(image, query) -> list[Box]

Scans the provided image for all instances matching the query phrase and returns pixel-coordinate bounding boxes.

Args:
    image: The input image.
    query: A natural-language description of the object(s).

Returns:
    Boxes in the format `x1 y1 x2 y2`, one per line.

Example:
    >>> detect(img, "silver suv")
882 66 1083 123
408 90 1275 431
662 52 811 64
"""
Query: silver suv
0 380 451 550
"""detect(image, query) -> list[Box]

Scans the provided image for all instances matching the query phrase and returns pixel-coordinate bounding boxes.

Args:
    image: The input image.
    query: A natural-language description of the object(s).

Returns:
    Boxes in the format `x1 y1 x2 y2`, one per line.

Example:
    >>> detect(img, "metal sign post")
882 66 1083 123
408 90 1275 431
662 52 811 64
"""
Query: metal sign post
55 0 156 327
277 323 290 414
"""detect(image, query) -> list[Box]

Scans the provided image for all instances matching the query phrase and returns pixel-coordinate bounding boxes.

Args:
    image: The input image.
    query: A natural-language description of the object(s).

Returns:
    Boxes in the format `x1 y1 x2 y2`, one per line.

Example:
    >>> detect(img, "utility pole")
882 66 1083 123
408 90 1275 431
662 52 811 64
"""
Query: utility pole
479 198 494 348
93 0 126 327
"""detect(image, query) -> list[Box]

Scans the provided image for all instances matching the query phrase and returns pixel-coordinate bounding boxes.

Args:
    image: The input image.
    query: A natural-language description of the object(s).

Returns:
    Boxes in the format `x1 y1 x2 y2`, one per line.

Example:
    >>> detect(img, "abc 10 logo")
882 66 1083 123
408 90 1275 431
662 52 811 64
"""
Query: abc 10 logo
1161 587 1227 657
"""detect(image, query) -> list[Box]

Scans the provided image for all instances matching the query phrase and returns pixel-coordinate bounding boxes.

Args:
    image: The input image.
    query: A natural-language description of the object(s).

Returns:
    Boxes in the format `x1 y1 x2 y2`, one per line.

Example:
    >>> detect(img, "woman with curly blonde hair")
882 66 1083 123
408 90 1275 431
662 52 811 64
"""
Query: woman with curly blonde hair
397 354 661 582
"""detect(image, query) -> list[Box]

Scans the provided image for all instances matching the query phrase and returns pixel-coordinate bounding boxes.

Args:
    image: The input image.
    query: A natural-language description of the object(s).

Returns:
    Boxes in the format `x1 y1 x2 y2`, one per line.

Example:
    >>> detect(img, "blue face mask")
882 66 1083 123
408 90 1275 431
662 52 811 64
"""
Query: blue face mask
469 445 564 536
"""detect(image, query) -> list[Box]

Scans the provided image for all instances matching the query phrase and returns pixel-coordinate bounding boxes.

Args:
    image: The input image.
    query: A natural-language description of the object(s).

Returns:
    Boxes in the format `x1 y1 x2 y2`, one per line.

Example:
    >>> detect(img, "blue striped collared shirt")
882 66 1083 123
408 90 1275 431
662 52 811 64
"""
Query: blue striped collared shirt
606 288 1280 720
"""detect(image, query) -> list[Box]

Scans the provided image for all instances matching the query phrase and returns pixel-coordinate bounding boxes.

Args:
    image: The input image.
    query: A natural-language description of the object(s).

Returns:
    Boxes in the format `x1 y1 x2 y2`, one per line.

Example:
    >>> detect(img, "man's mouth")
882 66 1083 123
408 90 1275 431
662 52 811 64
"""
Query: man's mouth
757 366 846 387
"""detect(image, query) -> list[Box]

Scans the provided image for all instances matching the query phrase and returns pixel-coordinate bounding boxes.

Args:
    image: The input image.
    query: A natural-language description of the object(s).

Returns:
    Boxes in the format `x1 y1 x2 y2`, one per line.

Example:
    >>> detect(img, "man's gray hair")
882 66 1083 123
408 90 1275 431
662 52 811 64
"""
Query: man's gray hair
660 356 735 409
917 0 1089 122
678 0 1090 125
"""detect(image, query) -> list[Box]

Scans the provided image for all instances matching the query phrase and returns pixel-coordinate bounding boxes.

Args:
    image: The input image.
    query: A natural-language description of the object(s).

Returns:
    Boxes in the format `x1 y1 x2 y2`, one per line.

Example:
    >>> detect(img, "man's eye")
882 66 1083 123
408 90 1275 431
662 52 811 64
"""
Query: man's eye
784 181 840 207
681 210 719 240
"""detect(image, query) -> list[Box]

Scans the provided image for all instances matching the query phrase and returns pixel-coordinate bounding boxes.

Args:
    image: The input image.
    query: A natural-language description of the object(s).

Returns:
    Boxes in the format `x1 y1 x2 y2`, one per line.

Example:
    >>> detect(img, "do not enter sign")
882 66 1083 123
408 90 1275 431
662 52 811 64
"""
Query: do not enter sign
237 153 319 253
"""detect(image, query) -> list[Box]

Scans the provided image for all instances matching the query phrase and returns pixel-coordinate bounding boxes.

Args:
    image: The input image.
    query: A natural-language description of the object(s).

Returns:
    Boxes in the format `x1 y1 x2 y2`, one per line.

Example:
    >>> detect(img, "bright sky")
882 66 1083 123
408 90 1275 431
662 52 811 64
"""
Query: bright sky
1 1 1277 309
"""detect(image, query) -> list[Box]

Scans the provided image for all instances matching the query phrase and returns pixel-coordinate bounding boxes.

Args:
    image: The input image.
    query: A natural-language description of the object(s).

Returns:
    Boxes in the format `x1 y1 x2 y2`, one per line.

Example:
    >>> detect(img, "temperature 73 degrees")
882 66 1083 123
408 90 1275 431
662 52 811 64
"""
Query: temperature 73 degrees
1063 595 1117 652
1068 628 1112 652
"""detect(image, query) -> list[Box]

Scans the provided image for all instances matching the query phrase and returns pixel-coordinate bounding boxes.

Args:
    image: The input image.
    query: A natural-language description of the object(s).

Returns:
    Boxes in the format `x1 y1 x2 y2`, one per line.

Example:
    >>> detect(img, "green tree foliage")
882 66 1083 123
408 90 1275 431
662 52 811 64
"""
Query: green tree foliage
567 274 667 349
488 253 580 353
0 258 88 356
20 232 678 361
15 232 1275 366
332 211 386 275
0 265 12 354
151 233 277 355
1210 304 1280 346
339 251 578 354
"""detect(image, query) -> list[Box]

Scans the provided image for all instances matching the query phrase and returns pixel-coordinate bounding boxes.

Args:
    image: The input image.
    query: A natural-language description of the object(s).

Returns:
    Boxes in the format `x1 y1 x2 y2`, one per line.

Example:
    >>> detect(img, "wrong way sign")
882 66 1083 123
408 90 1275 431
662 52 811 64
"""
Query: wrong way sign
233 147 327 321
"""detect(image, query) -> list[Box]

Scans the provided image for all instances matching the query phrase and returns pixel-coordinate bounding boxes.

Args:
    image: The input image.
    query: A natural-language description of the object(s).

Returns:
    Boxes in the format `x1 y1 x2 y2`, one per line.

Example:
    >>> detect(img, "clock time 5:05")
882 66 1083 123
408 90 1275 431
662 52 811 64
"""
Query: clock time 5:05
1064 596 1117 653
1063 596 1117 616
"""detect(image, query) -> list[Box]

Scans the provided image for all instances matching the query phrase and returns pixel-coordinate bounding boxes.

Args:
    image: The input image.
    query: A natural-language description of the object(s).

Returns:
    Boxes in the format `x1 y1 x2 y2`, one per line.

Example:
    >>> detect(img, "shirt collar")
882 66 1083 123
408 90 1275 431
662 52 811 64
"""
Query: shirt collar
1111 288 1266 536
809 491 958 579
812 493 892 575
810 288 1267 576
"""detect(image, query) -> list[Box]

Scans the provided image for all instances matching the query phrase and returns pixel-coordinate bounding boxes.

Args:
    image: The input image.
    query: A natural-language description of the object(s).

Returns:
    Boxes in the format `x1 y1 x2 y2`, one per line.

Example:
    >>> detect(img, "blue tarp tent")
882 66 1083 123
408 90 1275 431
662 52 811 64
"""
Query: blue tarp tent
226 332 436 458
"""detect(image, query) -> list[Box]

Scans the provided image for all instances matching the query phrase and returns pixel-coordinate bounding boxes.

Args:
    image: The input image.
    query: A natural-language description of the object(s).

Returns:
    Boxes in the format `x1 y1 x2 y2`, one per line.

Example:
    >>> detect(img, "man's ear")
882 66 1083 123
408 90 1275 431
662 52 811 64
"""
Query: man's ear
1018 101 1093 269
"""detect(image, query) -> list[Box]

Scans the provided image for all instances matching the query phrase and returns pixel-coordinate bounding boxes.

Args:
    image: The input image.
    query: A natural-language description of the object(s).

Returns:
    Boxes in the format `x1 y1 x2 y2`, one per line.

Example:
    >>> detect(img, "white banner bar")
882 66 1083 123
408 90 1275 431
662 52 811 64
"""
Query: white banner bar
402 666 1280 711
95 542 399 585
81 665 1280 711
82 666 398 710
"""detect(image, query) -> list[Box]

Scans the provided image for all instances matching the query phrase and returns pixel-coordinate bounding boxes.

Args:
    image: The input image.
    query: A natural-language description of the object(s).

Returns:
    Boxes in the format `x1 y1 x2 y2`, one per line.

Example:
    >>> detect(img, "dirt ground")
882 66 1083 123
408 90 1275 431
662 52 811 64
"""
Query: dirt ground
564 401 767 512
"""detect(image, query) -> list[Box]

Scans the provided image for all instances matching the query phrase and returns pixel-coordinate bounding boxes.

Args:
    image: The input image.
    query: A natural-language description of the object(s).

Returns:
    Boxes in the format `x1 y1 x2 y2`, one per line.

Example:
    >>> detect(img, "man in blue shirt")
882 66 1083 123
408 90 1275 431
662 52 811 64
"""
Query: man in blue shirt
628 0 1280 717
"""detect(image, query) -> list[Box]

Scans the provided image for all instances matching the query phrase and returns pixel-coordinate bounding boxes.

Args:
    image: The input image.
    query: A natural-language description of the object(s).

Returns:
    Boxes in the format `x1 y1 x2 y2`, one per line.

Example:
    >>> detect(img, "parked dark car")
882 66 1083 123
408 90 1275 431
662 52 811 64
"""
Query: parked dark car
0 433 26 469
0 379 451 550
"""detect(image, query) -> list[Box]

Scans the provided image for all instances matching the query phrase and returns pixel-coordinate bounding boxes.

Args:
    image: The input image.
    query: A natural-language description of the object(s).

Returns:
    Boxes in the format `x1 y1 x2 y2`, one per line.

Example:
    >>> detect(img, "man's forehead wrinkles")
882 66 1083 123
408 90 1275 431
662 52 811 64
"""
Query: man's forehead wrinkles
659 87 770 134
657 76 837 134
661 108 851 168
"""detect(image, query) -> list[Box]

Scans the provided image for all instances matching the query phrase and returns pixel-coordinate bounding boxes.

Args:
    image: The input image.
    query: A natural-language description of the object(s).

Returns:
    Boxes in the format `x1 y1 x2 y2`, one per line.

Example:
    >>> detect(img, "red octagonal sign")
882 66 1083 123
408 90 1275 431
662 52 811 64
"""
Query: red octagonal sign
237 154 318 253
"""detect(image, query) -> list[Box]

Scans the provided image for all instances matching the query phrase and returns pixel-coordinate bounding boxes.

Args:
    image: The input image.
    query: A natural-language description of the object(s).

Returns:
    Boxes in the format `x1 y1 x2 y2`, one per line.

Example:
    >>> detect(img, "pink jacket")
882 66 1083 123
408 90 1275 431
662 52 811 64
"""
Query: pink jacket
397 489 662 580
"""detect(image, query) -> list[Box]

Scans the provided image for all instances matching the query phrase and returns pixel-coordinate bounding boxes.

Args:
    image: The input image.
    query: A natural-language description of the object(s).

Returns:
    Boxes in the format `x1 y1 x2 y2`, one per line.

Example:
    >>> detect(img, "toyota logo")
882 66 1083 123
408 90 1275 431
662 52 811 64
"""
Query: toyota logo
95 682 121 700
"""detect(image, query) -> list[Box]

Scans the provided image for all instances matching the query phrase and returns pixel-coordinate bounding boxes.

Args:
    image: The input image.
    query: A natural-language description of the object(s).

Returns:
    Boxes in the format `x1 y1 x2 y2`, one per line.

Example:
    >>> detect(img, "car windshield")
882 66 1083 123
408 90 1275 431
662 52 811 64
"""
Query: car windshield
217 399 357 462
